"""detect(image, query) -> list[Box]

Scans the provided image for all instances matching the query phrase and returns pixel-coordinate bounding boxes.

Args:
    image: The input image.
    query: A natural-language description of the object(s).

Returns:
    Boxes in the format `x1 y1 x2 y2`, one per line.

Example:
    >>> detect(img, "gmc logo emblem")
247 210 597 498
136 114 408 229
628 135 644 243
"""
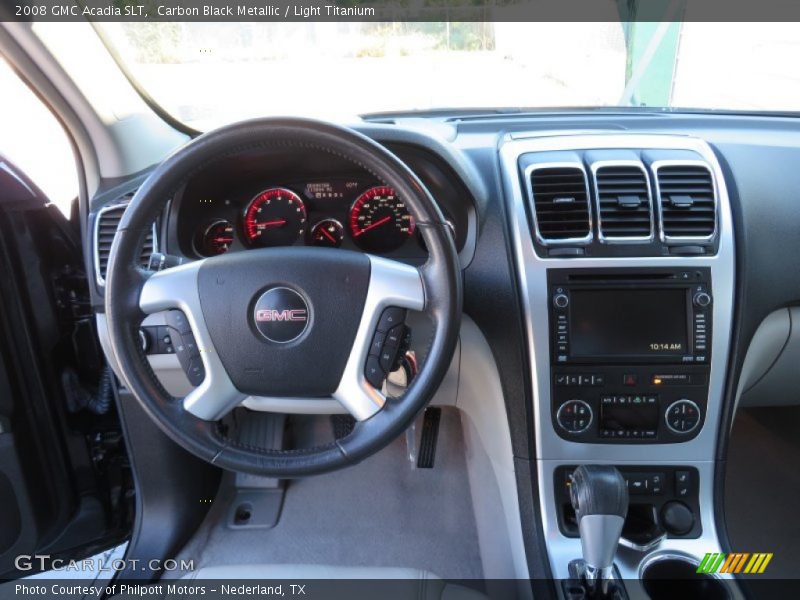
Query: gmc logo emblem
255 309 308 322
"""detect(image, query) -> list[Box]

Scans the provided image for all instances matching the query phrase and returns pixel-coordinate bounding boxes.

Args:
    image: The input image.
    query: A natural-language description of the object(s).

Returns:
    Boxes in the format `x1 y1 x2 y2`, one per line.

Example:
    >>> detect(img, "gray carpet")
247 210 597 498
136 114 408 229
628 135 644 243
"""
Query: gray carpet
725 407 800 579
173 408 484 579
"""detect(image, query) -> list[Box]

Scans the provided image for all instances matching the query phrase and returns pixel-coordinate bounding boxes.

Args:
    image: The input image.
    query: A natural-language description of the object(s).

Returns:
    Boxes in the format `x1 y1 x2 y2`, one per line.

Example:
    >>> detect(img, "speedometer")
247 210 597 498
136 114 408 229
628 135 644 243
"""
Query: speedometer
243 187 306 247
348 186 415 253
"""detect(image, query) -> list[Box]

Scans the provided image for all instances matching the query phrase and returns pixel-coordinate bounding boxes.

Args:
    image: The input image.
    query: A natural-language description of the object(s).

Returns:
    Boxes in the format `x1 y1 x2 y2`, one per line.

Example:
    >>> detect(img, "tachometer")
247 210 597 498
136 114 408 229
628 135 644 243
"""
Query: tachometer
197 220 234 257
244 187 306 247
348 186 415 253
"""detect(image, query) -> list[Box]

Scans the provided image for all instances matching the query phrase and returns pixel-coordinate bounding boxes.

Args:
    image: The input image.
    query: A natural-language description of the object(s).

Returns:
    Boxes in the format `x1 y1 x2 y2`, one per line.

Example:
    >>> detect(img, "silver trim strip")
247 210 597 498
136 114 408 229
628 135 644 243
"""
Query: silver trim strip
499 133 736 587
590 159 655 244
94 201 158 286
653 160 718 244
523 162 593 246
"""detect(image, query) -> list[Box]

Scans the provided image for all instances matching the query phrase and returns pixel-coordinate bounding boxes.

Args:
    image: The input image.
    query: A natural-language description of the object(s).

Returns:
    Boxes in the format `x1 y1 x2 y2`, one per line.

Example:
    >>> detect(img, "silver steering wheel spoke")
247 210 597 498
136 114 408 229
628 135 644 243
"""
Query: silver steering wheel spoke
139 261 245 421
332 255 425 421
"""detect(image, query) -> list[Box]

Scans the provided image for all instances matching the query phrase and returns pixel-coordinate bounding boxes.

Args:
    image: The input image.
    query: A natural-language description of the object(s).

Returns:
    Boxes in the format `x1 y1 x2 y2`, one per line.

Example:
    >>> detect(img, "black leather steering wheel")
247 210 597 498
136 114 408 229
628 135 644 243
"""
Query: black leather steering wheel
104 118 462 476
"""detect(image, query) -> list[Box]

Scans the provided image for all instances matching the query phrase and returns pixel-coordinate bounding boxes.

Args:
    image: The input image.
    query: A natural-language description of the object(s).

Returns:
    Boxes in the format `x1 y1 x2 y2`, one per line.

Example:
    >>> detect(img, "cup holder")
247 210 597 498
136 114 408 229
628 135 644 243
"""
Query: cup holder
641 554 731 600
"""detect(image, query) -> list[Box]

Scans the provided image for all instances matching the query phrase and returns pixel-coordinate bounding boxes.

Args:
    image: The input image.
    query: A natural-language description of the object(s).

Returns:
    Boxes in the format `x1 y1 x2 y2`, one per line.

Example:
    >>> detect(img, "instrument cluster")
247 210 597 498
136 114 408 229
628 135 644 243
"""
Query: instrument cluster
178 179 426 259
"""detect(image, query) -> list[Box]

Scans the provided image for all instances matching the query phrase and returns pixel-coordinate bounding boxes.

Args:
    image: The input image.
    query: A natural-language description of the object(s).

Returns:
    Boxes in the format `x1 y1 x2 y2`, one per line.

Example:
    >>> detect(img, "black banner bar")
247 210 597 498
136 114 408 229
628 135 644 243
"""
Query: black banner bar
4 0 800 23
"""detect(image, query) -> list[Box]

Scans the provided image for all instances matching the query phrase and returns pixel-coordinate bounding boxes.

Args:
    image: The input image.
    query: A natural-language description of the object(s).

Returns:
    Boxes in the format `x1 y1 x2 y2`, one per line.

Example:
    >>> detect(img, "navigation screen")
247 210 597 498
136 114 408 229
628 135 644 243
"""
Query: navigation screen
569 288 688 357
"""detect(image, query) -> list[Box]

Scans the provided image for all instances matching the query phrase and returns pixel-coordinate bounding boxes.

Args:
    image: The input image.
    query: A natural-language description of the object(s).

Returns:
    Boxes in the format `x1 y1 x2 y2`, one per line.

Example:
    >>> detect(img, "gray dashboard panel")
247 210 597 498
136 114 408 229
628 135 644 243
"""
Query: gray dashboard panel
739 308 800 407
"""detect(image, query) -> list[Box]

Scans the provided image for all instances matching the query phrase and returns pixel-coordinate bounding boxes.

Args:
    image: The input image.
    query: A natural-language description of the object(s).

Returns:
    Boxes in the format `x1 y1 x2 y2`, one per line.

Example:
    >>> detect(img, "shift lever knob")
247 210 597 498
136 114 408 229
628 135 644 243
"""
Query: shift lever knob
570 465 629 589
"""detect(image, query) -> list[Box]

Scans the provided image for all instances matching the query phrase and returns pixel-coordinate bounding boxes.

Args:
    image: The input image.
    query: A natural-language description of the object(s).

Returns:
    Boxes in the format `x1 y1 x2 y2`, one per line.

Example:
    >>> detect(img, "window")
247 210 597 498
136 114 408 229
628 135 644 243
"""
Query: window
0 57 78 217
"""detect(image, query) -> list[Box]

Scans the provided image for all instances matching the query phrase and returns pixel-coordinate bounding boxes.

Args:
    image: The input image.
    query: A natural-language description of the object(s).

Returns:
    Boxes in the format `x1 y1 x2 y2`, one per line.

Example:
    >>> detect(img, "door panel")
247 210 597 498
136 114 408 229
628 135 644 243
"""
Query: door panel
0 158 131 578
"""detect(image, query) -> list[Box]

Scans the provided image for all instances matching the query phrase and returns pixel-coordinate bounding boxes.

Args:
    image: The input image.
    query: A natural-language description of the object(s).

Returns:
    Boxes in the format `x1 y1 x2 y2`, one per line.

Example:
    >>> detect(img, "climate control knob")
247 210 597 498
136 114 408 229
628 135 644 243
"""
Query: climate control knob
556 400 592 434
665 399 701 434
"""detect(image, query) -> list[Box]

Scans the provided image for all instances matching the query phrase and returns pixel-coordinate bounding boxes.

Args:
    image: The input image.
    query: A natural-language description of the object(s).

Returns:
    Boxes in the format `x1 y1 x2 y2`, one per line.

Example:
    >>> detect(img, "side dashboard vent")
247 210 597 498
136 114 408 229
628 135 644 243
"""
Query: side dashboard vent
528 166 592 244
655 163 717 240
94 195 157 285
593 163 653 241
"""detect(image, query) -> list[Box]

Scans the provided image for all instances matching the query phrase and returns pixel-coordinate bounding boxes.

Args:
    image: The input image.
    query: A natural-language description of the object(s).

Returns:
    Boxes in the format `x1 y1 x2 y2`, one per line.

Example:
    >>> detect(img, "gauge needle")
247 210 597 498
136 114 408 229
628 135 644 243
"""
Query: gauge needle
354 216 391 237
258 219 287 228
320 228 337 243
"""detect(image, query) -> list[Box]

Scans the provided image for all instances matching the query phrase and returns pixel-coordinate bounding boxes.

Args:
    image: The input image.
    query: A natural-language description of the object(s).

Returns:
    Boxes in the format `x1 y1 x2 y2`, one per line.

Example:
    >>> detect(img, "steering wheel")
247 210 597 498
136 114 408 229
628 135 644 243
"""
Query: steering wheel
104 118 461 477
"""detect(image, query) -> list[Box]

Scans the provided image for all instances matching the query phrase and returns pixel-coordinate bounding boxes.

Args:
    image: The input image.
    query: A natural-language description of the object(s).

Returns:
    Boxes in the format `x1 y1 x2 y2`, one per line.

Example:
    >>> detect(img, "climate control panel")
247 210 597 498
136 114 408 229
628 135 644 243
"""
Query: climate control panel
552 365 709 443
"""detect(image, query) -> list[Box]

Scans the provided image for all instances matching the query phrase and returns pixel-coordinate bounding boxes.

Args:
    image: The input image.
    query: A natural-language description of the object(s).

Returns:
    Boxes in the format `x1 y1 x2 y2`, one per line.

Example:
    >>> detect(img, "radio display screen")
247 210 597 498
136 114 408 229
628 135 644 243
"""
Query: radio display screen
569 289 688 358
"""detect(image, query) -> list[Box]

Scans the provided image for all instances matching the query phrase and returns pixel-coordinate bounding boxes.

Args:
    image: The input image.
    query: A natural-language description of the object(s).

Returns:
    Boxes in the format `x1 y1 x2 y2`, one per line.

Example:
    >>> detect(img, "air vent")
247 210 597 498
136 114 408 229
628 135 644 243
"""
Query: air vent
527 166 592 244
655 163 717 240
593 163 653 241
94 196 157 285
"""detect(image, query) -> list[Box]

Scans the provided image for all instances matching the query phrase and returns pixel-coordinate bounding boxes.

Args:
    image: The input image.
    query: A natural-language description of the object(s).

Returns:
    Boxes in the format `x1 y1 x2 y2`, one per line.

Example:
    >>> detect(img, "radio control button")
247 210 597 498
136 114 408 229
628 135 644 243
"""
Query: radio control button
693 291 712 308
553 293 569 309
665 399 701 434
556 400 592 434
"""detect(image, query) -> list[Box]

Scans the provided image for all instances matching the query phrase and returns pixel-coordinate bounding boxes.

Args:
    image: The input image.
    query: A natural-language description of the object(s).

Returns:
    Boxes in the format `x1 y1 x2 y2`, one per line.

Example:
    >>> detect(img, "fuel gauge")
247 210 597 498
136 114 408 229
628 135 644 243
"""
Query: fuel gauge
310 219 344 248
197 219 235 256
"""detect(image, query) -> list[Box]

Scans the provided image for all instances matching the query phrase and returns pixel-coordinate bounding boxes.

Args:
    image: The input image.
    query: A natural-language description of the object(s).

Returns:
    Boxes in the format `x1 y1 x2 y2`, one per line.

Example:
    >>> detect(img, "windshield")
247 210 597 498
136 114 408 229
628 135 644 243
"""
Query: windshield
94 22 800 130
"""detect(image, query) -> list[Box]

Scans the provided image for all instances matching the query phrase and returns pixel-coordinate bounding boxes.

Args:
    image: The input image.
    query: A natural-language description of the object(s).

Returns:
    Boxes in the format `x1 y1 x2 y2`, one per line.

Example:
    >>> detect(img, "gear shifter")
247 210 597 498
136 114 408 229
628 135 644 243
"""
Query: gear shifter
569 465 629 598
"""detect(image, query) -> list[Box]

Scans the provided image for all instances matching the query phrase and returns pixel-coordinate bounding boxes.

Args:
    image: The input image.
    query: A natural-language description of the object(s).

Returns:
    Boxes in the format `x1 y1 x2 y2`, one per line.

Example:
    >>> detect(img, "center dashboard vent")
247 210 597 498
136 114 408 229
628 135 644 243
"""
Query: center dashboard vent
593 163 653 241
655 163 717 241
94 193 157 285
527 166 592 244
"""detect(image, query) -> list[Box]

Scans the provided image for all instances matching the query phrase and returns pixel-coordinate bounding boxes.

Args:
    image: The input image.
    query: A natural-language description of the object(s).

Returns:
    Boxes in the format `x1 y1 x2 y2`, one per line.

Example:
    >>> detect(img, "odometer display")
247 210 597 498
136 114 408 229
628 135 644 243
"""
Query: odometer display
244 187 306 247
348 186 414 253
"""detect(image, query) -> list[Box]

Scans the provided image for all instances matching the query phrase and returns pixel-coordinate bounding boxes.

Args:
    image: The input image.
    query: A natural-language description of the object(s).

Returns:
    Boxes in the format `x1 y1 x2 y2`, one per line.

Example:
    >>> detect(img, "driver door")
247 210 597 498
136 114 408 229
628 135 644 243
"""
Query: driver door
0 156 132 579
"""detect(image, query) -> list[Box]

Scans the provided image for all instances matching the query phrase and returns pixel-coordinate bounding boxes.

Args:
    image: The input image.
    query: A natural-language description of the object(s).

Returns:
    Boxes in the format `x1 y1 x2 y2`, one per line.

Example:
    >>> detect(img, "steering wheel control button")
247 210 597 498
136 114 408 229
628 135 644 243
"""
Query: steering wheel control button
364 357 386 388
366 311 411 386
379 344 401 372
185 357 205 386
155 326 174 354
556 400 592 434
369 331 386 357
376 307 406 333
385 323 405 347
252 286 310 343
165 309 193 335
665 399 701 434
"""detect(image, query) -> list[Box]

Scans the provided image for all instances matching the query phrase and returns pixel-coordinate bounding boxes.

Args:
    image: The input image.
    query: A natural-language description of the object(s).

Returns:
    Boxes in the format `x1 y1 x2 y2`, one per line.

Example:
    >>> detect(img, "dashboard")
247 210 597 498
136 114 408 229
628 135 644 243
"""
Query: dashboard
86 111 800 594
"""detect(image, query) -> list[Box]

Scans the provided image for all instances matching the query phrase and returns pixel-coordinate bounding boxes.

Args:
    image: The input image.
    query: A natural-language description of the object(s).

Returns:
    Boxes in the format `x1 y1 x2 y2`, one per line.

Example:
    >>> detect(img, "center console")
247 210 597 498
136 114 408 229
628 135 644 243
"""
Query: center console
499 132 739 596
549 267 712 443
